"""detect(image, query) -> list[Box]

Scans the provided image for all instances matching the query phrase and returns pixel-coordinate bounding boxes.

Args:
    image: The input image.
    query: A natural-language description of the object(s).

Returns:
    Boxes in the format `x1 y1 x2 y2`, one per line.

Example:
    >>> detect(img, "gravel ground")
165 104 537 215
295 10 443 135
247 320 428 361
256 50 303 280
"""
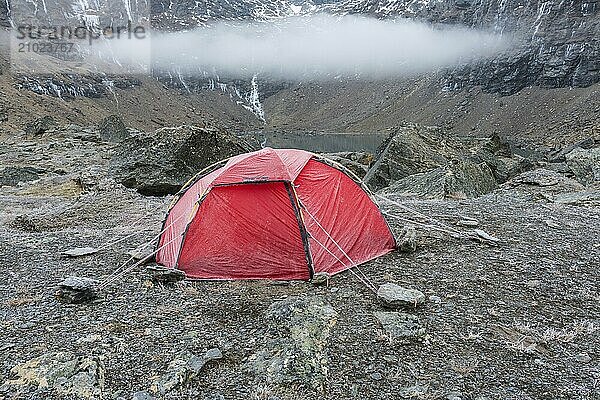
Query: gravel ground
0 130 599 400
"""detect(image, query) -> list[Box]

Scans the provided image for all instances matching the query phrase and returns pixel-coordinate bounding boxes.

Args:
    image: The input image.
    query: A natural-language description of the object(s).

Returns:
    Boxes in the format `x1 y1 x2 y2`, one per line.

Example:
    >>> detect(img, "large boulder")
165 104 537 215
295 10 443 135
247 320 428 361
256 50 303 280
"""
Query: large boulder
322 151 373 178
24 116 56 136
0 166 45 187
111 125 255 196
380 159 497 199
507 168 585 195
364 125 456 191
483 155 532 184
97 115 129 143
565 147 600 186
548 138 596 163
364 125 529 197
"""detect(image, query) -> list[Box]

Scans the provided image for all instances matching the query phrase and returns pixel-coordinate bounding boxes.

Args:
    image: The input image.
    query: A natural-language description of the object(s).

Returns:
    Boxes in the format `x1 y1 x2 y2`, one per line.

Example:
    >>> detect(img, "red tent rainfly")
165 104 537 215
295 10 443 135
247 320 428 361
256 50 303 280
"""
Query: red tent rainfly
155 147 396 280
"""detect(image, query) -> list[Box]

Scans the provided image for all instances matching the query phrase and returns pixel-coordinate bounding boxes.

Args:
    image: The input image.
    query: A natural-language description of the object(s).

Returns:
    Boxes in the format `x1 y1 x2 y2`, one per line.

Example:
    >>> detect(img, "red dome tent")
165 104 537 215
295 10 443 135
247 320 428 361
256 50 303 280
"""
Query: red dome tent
155 148 395 280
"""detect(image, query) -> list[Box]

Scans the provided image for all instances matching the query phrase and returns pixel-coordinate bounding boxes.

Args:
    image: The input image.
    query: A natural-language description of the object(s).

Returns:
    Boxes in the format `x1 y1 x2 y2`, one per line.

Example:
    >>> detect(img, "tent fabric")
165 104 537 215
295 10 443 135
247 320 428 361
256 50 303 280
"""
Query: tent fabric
178 182 310 280
155 147 395 280
295 159 397 275
212 148 313 185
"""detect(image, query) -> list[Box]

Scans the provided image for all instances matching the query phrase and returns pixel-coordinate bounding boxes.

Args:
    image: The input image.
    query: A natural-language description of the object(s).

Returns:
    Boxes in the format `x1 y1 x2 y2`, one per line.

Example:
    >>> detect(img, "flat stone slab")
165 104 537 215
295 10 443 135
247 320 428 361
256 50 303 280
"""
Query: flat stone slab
2 352 104 398
473 229 501 243
398 226 417 253
374 311 425 341
55 277 99 304
146 266 186 283
150 348 223 395
377 283 425 309
246 296 337 391
58 276 99 291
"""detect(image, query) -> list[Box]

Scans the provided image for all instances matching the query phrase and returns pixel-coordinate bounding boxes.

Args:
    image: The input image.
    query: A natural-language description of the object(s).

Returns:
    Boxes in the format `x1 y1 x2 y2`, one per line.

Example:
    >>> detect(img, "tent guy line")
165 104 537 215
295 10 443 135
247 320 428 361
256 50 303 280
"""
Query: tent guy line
96 211 190 290
80 148 501 293
300 202 377 291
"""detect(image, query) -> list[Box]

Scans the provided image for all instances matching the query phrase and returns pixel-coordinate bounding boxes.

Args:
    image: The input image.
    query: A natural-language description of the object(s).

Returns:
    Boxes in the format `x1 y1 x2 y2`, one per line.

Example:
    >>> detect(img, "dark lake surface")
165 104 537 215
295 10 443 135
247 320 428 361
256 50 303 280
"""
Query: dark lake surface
239 131 388 154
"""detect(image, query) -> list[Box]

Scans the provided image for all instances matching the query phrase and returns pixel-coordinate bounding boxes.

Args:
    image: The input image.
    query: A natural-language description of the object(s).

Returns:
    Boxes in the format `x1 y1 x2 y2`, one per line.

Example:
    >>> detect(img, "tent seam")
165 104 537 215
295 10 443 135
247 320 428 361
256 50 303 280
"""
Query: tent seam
285 182 314 279
174 188 213 270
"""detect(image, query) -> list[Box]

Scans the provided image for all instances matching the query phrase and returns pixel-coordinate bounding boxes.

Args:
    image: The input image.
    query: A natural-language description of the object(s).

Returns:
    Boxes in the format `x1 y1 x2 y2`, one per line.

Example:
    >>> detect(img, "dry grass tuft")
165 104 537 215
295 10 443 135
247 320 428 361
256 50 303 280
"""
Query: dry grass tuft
6 296 39 307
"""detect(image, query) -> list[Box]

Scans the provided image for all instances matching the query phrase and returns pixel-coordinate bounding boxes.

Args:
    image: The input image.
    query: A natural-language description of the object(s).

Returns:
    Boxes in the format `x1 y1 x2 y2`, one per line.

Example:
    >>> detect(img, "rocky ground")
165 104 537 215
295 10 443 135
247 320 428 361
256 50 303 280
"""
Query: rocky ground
0 121 599 400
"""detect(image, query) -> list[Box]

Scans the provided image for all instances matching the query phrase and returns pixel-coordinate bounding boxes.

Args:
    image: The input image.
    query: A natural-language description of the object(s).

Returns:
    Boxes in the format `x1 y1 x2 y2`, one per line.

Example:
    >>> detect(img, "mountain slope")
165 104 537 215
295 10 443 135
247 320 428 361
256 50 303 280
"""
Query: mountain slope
0 0 598 147
262 75 600 148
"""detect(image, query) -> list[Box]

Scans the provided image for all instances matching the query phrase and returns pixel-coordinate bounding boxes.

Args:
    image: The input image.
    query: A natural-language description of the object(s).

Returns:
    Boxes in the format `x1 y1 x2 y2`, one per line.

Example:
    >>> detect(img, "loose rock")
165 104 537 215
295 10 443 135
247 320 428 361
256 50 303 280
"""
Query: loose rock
473 229 501 243
399 384 429 399
446 392 463 400
311 272 330 286
55 276 98 304
565 147 600 186
370 372 383 381
147 266 186 283
457 219 479 227
132 391 155 400
377 283 425 309
62 247 99 257
98 115 130 143
575 353 591 363
398 226 417 253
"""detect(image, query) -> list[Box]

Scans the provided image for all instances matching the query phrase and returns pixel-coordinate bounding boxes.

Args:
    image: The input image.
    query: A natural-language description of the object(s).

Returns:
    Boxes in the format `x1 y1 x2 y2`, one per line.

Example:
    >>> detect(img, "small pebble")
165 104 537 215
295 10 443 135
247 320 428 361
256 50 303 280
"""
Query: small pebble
429 295 442 304
370 372 383 381
575 353 591 363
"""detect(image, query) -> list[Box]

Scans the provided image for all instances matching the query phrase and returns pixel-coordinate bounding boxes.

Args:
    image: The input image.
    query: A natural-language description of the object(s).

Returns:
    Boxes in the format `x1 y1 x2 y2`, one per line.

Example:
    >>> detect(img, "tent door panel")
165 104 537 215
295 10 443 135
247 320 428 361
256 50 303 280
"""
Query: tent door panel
178 182 310 280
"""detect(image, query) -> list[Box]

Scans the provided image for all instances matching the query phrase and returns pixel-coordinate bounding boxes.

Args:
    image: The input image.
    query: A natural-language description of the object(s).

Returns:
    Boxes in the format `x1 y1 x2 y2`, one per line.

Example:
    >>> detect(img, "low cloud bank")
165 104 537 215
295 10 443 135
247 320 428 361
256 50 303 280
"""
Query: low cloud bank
105 14 512 78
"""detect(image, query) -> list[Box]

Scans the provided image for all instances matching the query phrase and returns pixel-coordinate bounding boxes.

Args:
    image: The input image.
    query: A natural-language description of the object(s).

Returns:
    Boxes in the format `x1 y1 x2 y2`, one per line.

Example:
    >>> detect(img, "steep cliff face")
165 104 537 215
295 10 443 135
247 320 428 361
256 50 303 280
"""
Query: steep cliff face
323 0 599 94
0 0 316 29
448 0 600 94
1 0 598 132
4 0 144 28
151 0 315 29
148 0 600 94
3 0 597 95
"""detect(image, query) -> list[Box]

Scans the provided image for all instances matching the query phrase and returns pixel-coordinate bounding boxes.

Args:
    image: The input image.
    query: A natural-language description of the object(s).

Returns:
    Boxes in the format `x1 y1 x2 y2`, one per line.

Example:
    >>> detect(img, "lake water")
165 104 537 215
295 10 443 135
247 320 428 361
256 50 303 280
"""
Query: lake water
239 131 388 154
